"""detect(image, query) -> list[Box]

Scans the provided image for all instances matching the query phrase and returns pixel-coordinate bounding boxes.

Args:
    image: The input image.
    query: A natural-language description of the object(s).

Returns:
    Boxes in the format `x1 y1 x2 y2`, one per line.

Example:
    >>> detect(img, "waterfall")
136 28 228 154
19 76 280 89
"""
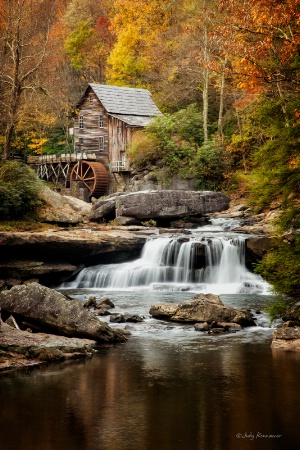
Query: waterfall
63 232 269 295
200 238 246 284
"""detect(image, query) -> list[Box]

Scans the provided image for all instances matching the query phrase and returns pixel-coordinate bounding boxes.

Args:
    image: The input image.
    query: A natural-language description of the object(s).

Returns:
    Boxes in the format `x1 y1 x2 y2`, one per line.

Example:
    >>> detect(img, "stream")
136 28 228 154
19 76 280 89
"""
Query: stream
1 218 300 450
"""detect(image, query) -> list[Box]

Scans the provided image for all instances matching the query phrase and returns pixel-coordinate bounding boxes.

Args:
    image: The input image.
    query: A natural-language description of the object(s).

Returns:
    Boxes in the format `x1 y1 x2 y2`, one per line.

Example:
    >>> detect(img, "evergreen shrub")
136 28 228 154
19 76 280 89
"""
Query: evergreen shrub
0 161 43 220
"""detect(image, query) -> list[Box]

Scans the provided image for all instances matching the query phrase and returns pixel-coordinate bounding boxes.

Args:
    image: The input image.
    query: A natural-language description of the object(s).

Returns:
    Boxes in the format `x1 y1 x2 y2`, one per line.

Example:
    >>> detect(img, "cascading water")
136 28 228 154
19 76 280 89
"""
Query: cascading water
63 219 269 295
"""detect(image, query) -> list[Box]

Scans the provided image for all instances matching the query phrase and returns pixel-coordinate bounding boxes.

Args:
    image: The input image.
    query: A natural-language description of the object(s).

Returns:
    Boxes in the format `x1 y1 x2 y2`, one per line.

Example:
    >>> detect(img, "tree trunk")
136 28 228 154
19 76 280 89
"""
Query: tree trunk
277 82 289 127
3 85 21 160
235 104 247 173
203 66 209 142
3 123 15 160
202 6 209 143
218 60 226 140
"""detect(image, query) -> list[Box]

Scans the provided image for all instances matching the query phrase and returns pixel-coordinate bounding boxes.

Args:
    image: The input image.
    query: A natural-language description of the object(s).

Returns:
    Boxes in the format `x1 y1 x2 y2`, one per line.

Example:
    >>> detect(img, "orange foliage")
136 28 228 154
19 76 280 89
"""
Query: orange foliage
217 0 300 92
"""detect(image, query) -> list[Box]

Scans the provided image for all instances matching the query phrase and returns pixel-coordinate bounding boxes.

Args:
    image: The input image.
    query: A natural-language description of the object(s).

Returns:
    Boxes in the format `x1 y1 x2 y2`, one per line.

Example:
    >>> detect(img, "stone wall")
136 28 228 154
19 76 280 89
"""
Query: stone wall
125 168 196 192
61 182 89 202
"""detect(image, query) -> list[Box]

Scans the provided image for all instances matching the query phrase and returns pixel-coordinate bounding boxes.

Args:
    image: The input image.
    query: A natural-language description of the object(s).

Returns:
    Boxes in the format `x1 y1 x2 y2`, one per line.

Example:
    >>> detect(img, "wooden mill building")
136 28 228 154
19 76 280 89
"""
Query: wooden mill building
31 84 161 199
74 83 161 171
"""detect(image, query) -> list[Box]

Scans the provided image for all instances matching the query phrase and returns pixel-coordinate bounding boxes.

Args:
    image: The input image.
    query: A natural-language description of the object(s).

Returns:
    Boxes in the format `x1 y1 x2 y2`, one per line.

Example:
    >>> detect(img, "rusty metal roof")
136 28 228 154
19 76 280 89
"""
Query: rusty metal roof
88 83 161 117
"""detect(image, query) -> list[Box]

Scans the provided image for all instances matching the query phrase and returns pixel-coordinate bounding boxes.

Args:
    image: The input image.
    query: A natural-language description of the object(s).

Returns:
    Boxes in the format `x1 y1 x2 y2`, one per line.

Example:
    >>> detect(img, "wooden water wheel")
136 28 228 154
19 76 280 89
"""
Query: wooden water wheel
70 161 109 197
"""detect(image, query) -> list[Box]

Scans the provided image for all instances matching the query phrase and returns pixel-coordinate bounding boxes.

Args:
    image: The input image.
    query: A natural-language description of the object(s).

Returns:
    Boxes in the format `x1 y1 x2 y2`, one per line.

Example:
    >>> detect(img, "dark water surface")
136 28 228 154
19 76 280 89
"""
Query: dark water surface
1 291 300 450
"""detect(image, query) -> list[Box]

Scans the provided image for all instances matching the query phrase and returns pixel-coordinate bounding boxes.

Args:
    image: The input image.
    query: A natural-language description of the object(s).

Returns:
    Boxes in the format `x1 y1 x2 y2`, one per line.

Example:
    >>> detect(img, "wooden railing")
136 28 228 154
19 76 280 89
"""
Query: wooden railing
27 152 97 164
109 160 130 172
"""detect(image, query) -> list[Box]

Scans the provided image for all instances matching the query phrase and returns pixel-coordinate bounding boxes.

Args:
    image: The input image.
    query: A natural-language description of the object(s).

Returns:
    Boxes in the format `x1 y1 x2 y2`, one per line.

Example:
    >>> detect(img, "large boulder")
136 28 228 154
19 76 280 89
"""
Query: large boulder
246 236 280 258
271 326 300 351
0 283 126 342
149 293 256 326
37 187 92 224
90 199 116 221
90 190 231 223
115 190 230 219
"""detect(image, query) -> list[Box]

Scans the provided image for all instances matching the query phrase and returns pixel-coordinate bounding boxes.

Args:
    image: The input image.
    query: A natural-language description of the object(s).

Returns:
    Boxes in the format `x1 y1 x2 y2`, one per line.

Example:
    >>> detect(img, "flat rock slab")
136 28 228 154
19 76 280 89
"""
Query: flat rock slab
0 322 96 372
0 227 146 265
0 260 77 276
150 293 256 326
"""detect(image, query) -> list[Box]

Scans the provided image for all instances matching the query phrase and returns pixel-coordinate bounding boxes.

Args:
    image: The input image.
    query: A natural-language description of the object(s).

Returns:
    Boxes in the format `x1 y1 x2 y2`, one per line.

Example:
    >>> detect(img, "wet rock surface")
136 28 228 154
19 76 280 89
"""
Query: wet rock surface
0 322 96 373
194 321 242 333
109 313 144 323
213 203 279 236
149 293 256 327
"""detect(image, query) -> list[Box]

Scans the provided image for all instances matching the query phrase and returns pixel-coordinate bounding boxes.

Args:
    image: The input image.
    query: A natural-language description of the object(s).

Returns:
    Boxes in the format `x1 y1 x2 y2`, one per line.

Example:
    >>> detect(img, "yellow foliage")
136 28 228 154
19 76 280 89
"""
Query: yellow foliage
106 24 149 86
28 137 49 154
107 0 173 86
17 108 57 132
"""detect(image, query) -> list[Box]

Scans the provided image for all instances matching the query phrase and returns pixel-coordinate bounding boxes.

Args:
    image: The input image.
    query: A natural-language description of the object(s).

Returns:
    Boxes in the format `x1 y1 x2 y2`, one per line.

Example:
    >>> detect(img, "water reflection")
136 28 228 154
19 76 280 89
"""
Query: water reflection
1 336 300 450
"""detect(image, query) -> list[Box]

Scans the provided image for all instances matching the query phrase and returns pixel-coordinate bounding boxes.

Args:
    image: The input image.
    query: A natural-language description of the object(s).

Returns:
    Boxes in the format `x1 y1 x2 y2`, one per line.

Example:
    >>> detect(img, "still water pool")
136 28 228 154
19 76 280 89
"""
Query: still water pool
1 290 300 450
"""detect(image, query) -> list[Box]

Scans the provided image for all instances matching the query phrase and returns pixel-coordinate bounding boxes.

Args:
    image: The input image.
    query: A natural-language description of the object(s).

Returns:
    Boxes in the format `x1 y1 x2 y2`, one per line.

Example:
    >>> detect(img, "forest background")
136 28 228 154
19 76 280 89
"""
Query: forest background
0 0 300 309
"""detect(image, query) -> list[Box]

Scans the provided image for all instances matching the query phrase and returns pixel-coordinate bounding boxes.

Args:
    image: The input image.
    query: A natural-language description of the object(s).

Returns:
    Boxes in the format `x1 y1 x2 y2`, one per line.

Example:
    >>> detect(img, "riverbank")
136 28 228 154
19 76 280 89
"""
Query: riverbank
0 321 97 373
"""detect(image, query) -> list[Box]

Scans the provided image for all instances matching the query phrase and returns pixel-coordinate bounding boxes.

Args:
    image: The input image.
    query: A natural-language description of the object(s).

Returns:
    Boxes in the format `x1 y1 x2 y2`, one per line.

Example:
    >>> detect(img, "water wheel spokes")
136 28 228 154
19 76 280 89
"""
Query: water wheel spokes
70 161 109 197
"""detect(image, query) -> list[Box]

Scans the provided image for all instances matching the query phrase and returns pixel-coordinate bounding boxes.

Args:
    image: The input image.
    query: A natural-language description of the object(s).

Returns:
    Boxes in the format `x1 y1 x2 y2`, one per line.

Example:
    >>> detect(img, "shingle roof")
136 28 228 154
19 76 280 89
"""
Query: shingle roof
109 114 155 127
88 83 161 117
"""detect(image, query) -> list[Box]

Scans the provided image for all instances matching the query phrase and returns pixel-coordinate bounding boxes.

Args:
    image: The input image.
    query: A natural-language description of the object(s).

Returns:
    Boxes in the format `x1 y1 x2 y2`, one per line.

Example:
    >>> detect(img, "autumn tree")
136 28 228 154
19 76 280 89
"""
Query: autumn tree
0 0 59 160
151 0 233 138
217 0 300 228
63 0 114 82
106 0 177 88
218 0 300 93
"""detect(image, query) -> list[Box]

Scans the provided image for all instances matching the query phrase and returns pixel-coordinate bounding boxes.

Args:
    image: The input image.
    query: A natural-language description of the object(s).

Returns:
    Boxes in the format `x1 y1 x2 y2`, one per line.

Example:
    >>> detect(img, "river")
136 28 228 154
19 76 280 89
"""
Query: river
0 219 300 450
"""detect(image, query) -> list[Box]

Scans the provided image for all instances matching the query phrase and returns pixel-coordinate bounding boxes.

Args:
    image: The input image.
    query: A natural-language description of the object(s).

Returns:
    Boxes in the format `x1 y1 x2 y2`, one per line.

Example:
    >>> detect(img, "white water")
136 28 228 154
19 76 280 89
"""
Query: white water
62 219 270 296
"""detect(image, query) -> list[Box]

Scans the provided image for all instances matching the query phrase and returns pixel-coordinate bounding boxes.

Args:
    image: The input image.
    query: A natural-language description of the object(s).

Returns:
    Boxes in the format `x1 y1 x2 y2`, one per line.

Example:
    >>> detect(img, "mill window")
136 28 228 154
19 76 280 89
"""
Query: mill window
89 95 93 105
79 116 84 129
99 115 104 128
99 136 104 151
